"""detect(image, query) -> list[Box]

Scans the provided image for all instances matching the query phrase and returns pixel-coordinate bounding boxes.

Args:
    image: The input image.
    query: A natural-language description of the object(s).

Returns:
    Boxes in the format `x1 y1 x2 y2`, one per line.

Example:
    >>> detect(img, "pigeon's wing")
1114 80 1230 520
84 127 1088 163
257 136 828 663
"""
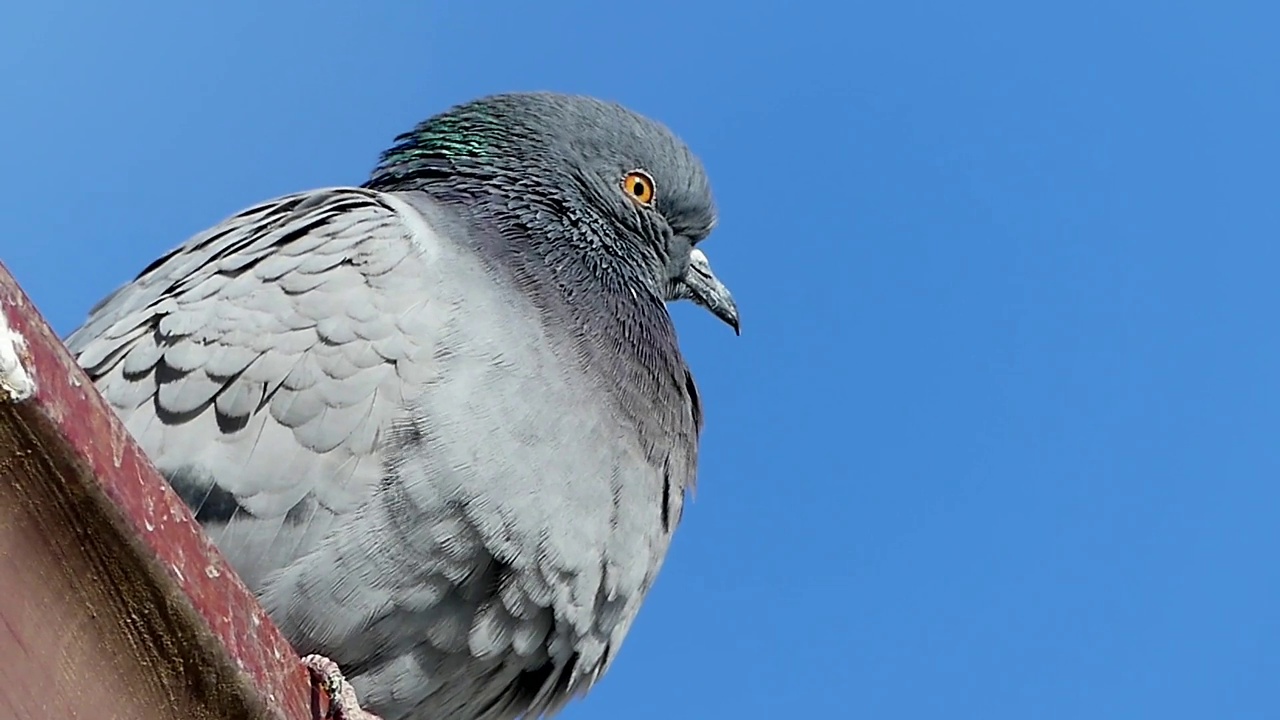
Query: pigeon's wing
65 187 443 588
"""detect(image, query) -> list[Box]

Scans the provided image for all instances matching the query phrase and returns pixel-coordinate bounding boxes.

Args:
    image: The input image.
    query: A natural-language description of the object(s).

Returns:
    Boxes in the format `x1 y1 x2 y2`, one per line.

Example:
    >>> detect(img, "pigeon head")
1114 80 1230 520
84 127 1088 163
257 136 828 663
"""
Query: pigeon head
365 92 739 333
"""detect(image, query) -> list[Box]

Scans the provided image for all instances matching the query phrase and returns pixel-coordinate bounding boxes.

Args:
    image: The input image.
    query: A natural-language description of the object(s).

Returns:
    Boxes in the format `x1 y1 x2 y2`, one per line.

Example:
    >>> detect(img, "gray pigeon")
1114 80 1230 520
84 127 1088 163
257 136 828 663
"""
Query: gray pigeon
64 92 737 720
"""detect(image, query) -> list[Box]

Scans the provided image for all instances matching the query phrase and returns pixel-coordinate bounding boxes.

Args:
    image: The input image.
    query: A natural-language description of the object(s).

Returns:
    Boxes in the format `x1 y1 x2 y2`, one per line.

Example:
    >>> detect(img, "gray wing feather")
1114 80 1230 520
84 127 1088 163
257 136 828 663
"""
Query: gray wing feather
66 187 435 588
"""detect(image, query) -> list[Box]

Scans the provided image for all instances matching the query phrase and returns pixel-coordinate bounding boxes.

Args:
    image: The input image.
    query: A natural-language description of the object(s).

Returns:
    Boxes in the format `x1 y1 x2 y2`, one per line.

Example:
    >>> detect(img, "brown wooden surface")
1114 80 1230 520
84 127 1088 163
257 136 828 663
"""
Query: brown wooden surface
0 260 316 720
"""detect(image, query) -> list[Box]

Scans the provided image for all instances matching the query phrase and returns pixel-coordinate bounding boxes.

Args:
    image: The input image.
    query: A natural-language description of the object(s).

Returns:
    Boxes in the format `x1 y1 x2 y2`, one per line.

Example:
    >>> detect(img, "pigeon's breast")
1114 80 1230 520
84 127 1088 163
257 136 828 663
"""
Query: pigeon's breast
269 226 685 718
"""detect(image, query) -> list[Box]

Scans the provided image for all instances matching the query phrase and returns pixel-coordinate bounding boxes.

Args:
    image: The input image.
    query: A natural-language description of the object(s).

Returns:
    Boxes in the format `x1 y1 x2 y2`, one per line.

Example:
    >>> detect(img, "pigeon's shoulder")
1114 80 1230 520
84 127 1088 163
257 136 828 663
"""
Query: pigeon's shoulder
65 186 466 586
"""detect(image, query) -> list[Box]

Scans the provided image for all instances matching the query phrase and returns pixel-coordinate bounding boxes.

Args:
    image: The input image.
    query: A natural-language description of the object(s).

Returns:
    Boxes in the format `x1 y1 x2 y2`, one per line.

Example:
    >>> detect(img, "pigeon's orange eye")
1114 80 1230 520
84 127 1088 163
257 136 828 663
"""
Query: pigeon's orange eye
622 170 655 206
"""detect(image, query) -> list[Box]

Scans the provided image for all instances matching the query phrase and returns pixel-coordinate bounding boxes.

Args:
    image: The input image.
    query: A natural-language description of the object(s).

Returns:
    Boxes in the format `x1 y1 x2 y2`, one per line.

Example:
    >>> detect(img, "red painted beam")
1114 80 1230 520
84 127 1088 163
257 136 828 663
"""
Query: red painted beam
0 260 317 719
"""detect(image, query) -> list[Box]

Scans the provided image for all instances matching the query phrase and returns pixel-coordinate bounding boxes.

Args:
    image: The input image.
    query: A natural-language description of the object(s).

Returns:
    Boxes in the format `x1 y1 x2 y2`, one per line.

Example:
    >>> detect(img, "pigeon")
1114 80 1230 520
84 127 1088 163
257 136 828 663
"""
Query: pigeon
64 92 737 720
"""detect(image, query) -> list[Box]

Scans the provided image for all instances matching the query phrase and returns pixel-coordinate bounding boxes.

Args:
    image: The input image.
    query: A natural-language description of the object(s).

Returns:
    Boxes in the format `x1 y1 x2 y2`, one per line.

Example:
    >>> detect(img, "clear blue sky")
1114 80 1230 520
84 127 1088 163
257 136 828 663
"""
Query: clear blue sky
3 2 1278 718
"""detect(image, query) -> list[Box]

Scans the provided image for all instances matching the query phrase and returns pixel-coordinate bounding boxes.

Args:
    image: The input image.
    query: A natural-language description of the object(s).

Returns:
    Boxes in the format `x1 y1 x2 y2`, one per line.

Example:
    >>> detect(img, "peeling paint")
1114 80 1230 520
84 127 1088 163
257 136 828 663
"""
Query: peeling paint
0 309 36 402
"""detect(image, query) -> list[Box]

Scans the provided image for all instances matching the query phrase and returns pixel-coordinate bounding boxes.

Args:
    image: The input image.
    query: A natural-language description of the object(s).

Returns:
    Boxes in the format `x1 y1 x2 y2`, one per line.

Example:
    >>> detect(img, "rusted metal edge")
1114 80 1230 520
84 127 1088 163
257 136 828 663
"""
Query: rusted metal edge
0 261 314 719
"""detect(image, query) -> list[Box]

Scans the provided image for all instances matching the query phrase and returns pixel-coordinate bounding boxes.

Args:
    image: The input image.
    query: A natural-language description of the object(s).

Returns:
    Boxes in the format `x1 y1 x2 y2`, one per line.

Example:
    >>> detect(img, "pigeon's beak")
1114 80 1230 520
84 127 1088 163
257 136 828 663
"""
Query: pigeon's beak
680 248 740 335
